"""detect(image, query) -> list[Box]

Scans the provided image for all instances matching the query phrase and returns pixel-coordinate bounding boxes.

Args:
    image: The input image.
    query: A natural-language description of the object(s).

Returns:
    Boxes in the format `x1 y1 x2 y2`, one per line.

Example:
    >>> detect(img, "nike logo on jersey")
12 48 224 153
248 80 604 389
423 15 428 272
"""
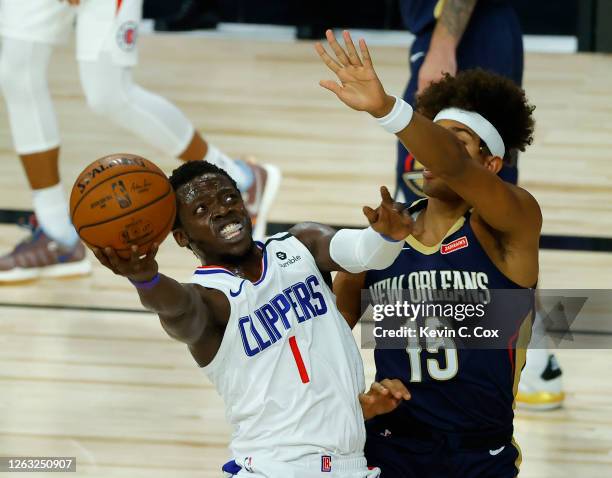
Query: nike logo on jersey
489 446 505 456
410 51 425 63
229 280 246 297
238 275 328 357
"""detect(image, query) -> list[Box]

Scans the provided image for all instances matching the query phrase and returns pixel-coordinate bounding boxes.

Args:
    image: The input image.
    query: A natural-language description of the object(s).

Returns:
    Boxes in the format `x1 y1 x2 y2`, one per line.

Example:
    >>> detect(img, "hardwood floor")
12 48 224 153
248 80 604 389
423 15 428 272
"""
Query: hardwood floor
0 33 611 477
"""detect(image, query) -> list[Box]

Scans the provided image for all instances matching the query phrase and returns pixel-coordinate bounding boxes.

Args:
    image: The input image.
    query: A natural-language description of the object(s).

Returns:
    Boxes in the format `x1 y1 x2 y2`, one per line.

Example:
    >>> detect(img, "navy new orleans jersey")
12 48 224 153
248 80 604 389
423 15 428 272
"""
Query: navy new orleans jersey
363 200 534 478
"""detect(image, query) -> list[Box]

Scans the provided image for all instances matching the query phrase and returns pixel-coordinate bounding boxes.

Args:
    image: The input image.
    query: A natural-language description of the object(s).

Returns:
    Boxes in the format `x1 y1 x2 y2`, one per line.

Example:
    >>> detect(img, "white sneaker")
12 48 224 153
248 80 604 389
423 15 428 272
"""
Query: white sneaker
516 354 564 410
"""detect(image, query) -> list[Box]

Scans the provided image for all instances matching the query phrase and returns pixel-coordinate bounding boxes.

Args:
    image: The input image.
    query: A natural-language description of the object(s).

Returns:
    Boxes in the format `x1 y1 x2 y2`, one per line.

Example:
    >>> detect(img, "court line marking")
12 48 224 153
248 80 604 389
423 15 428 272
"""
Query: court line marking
1 209 612 253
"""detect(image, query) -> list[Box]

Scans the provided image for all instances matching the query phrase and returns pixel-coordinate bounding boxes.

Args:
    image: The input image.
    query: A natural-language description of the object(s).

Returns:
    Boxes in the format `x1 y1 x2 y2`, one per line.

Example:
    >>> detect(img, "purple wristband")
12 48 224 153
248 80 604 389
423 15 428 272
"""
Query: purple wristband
129 273 160 290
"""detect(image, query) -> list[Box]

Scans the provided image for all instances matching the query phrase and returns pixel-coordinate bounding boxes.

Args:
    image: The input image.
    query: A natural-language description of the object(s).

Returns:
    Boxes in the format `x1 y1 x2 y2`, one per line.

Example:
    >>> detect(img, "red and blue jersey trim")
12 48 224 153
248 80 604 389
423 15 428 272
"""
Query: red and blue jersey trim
194 242 268 286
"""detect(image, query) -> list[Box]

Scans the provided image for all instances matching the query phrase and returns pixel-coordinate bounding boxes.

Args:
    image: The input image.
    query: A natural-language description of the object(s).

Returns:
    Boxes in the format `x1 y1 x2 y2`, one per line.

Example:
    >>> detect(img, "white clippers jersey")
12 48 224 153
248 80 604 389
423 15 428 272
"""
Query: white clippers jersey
191 233 366 463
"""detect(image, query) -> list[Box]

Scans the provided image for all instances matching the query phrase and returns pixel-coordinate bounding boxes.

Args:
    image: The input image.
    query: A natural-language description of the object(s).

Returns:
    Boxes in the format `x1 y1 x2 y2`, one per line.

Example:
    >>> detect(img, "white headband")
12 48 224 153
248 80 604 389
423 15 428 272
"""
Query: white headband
433 108 505 158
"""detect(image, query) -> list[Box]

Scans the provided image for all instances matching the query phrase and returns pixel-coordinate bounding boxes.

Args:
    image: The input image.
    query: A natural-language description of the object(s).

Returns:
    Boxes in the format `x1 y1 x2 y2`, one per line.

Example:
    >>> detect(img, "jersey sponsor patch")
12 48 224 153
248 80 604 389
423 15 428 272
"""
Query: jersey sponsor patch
116 21 138 52
440 236 469 255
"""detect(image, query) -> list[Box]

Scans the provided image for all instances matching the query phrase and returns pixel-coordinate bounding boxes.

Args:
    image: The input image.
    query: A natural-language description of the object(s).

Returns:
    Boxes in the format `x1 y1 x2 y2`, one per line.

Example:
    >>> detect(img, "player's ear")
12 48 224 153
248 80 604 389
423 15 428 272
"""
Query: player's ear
484 154 503 175
173 228 190 248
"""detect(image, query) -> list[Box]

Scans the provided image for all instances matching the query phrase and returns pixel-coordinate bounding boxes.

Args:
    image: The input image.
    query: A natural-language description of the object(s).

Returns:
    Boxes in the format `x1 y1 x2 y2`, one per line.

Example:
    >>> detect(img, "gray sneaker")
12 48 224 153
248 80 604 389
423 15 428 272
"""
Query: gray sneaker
0 216 91 283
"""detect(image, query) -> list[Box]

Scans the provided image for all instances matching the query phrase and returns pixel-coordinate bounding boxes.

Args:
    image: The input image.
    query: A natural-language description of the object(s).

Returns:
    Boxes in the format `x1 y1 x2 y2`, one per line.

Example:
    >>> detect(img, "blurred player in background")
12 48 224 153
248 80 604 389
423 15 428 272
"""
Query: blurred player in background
154 0 220 32
395 0 563 410
0 0 280 283
317 29 538 477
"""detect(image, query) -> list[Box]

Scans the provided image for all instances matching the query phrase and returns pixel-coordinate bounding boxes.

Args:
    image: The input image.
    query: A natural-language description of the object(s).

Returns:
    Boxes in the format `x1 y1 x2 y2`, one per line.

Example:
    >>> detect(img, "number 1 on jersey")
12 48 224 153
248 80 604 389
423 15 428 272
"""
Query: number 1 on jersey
289 336 310 383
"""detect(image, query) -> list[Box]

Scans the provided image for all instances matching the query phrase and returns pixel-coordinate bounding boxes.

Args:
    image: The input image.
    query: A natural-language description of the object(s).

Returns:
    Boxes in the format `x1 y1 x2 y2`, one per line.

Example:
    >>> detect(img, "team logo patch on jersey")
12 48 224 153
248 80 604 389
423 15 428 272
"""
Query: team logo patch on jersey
321 455 332 472
116 21 138 52
441 236 469 255
243 456 254 472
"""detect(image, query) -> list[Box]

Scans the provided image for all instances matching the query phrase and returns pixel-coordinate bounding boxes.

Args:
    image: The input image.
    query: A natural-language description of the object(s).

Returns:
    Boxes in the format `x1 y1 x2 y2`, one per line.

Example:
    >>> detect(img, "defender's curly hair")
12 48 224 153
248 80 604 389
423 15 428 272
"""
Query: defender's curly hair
415 69 536 160
169 160 239 229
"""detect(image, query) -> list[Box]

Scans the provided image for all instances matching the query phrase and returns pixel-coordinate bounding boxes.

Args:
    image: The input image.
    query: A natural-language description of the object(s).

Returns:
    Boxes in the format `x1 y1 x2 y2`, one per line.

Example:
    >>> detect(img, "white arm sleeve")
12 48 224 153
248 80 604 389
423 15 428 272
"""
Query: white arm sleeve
329 227 405 273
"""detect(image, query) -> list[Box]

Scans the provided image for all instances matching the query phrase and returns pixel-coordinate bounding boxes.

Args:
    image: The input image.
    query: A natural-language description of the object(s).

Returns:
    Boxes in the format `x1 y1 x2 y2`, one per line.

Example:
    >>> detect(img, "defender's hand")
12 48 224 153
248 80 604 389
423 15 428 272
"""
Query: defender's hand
359 379 411 420
363 186 413 241
59 0 80 6
315 30 395 118
92 244 160 283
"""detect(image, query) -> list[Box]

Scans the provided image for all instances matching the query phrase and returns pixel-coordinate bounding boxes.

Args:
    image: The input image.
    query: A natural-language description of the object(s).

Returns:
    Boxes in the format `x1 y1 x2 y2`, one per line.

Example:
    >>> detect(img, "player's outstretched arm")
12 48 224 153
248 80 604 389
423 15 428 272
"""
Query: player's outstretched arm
315 29 542 238
92 245 225 347
290 186 413 273
359 379 411 420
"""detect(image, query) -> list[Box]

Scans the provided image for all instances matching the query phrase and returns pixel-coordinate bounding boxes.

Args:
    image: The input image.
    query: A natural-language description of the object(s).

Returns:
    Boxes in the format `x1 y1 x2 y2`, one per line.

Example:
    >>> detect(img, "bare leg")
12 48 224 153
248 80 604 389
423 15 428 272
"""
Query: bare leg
178 131 207 162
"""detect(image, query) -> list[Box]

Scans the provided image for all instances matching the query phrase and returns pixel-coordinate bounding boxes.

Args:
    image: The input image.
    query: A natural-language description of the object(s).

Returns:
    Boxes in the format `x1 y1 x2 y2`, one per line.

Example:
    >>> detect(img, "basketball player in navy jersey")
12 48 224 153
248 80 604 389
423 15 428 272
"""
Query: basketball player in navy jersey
316 30 539 476
396 0 563 408
90 159 414 477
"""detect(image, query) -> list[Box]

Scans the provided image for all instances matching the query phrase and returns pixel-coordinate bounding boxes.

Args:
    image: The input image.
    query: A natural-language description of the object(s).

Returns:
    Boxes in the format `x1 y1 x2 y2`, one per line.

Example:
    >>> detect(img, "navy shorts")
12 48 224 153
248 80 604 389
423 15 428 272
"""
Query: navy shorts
365 419 521 478
396 2 523 203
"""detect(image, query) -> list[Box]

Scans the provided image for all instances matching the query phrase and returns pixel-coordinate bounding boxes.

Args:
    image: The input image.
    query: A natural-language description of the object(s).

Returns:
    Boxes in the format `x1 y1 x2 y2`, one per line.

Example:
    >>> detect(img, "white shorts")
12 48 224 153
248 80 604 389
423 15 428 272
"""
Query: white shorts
222 454 381 478
0 0 142 65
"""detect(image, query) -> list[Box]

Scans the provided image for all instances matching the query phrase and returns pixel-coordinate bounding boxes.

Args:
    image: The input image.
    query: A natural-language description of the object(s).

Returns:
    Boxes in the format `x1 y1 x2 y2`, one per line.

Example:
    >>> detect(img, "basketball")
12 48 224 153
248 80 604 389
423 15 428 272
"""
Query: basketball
69 153 176 259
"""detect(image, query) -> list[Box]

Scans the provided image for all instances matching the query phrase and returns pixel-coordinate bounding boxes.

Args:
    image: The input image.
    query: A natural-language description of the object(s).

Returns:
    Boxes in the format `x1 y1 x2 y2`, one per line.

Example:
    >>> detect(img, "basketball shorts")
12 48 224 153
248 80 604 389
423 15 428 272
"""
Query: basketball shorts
221 454 381 478
364 420 521 478
0 0 142 66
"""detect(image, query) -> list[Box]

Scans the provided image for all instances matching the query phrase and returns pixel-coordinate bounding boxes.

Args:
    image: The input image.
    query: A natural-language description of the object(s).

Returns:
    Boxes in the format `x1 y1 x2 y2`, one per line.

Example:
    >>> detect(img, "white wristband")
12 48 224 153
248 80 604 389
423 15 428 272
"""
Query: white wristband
376 96 414 134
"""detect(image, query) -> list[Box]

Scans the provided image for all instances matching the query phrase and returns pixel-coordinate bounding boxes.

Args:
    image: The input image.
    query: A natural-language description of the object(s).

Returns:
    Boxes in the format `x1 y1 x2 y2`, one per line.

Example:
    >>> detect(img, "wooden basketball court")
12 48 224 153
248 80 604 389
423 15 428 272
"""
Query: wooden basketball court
0 32 611 477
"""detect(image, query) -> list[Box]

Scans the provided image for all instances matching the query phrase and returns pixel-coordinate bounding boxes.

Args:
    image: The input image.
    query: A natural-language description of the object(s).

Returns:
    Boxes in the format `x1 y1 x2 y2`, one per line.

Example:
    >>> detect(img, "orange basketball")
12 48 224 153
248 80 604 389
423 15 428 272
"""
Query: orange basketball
70 153 176 259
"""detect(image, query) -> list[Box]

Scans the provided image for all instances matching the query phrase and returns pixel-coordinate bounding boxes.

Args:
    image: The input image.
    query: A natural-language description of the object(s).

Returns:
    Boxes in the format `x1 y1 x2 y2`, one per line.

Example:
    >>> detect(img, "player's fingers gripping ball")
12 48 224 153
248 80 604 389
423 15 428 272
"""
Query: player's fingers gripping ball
70 154 176 259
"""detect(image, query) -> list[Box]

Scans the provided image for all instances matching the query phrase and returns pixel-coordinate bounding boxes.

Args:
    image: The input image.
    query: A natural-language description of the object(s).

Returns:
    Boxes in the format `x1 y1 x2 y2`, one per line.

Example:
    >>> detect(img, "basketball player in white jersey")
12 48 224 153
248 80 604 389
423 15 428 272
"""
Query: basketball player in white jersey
91 159 413 477
0 0 280 283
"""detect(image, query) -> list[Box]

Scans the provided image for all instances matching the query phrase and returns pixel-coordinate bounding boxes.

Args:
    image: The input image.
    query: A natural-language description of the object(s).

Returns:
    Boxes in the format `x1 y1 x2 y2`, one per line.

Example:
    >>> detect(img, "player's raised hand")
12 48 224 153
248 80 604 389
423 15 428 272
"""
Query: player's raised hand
359 379 411 420
59 0 81 6
315 30 395 118
92 244 159 283
364 186 413 241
